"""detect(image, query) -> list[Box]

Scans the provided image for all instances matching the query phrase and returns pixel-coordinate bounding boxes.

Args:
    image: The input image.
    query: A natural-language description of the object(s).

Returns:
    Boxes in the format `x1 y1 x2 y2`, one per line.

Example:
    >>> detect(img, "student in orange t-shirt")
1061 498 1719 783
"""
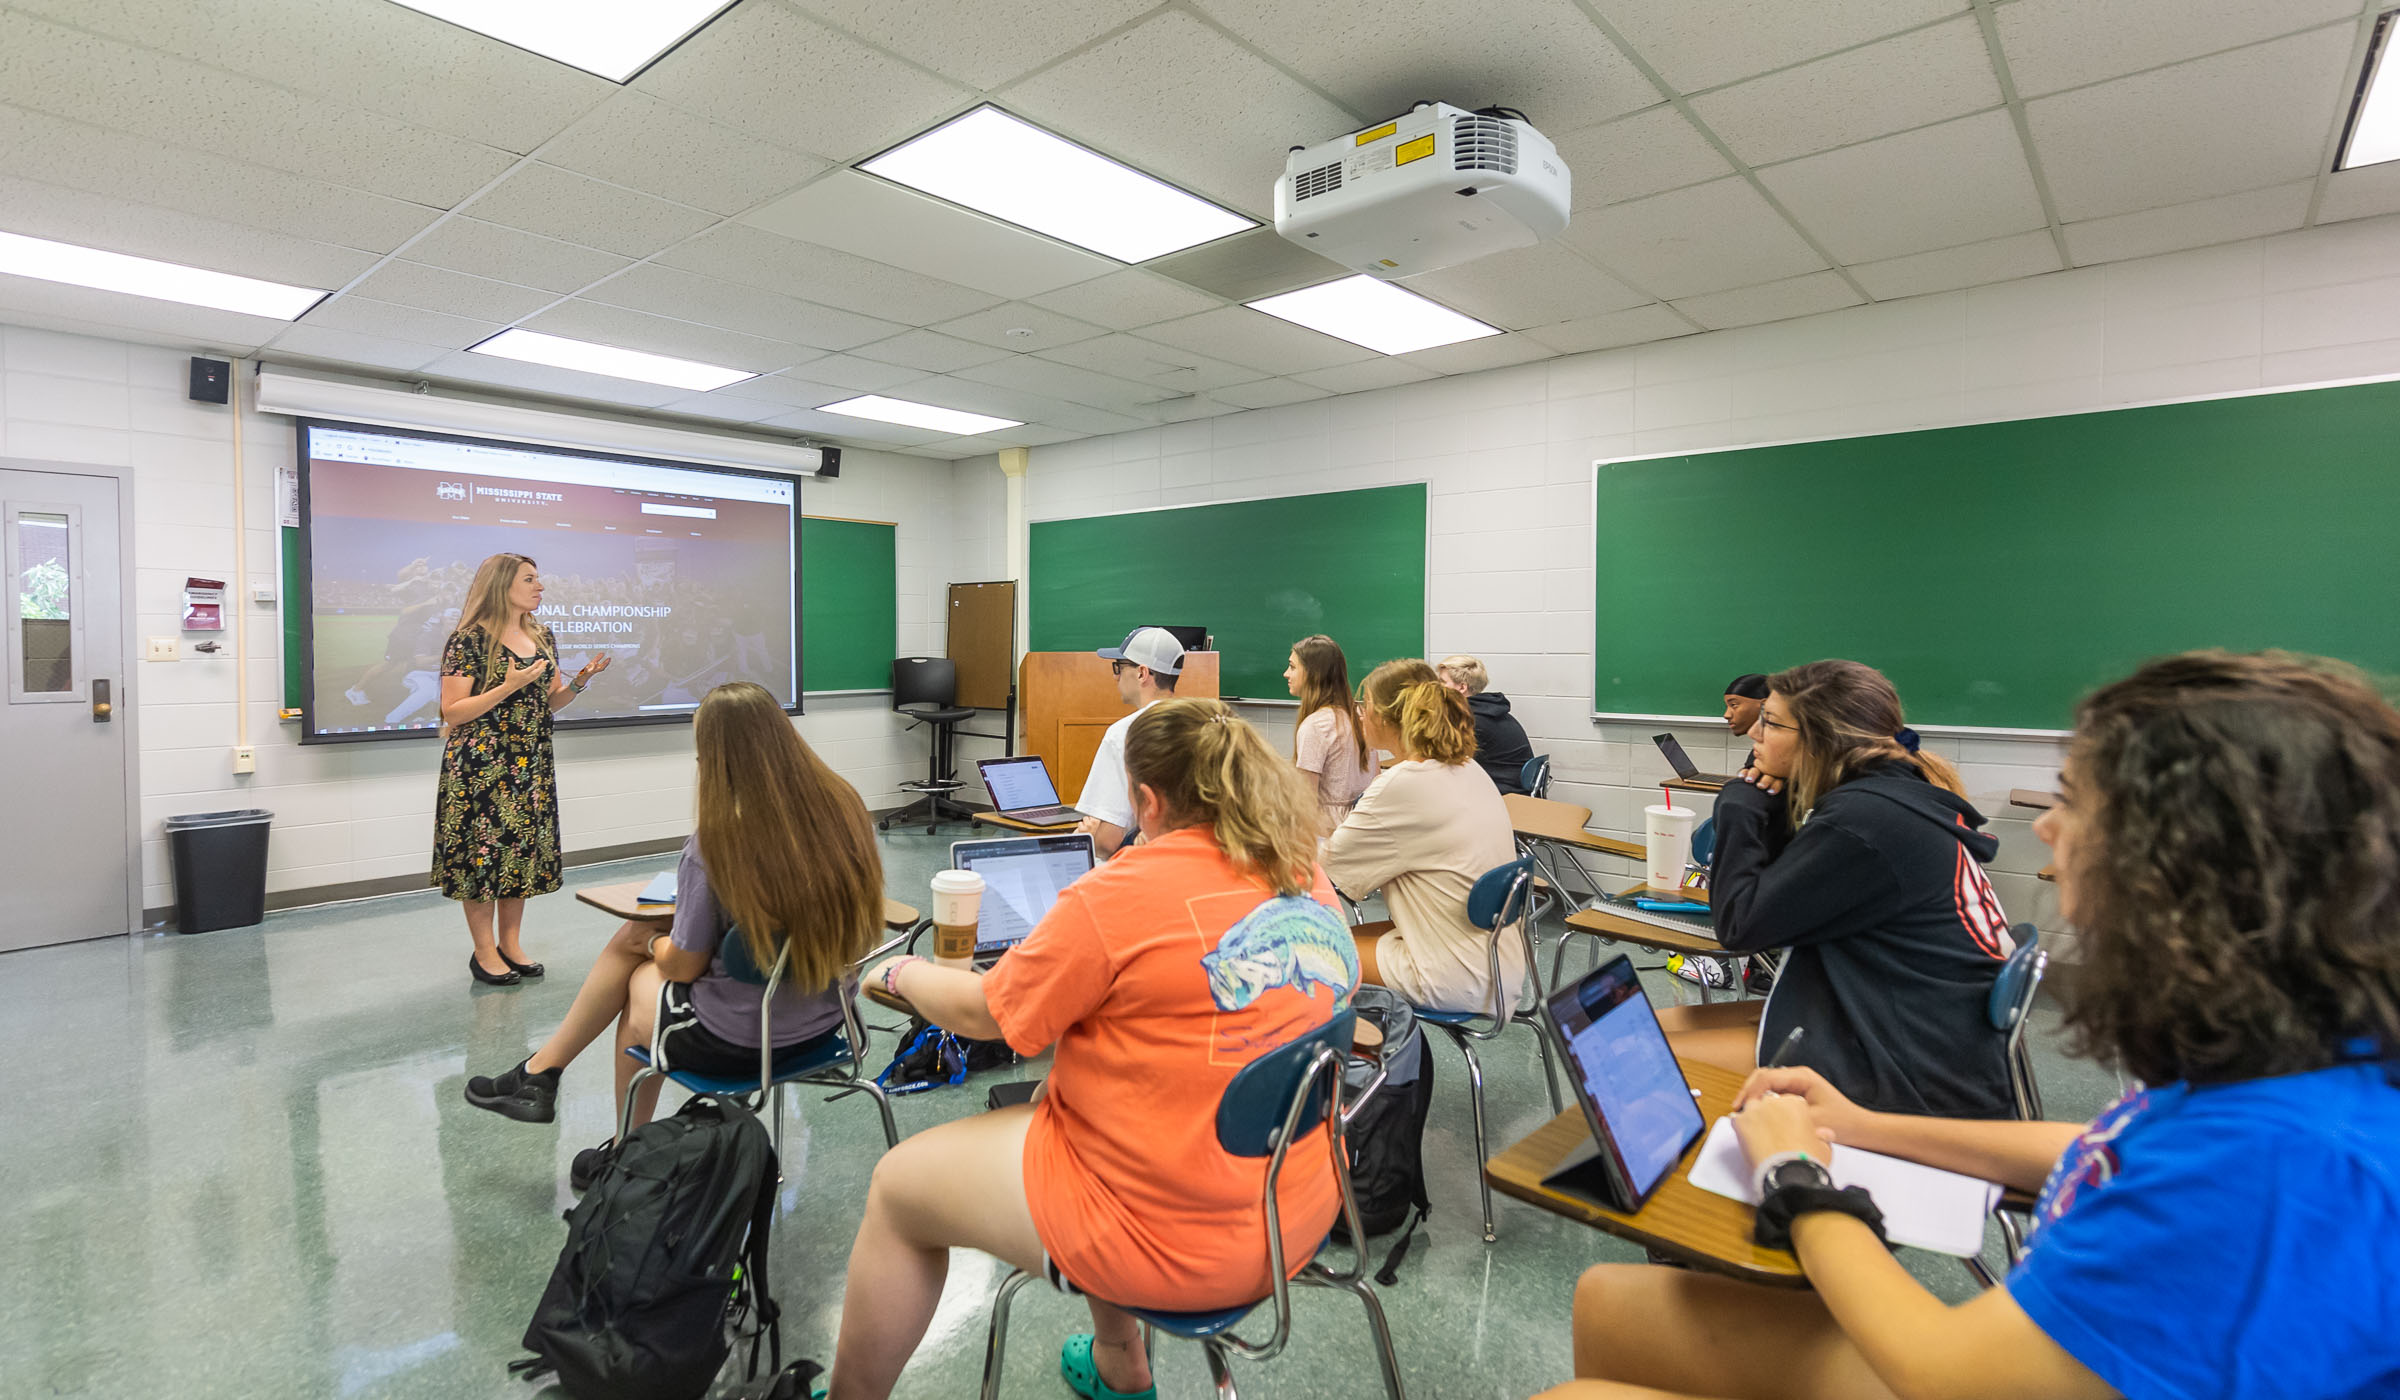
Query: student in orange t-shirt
828 698 1361 1400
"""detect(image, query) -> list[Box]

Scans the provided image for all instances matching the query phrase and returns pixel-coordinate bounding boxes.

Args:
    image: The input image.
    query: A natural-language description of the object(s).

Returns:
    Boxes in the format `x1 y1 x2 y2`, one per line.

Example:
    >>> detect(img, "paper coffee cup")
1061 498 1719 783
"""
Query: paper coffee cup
929 870 984 967
1644 804 1698 892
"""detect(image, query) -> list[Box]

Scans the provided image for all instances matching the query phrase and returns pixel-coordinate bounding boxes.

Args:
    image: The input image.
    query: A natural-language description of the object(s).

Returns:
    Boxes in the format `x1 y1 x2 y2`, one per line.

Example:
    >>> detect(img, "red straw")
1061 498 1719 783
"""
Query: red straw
1662 785 1671 809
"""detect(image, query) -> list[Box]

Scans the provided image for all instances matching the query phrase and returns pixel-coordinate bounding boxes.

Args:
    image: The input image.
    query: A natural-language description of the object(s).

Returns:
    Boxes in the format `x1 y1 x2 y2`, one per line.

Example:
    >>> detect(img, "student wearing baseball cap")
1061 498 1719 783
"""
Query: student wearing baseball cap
1074 626 1184 857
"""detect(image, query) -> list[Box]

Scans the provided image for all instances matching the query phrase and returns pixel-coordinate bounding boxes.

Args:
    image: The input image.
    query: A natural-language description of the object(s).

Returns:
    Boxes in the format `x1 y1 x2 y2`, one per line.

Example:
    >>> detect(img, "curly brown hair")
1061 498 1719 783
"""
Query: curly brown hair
2064 650 2400 1085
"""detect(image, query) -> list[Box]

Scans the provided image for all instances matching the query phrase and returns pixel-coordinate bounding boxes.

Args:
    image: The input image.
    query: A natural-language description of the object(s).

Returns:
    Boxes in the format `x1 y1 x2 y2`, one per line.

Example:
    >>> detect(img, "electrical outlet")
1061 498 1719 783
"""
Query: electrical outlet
232 746 256 774
147 636 178 661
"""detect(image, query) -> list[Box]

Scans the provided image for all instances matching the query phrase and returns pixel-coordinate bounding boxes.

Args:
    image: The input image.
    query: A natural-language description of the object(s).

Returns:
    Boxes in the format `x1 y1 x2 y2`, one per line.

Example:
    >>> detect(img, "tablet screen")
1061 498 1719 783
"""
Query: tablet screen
950 835 1094 952
1551 958 1705 1200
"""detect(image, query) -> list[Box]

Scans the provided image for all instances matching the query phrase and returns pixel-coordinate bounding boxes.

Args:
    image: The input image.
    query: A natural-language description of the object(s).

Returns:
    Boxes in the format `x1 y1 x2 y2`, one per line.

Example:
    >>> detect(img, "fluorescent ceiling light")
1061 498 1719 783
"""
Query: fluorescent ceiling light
386 0 736 82
1246 275 1501 356
820 395 1022 436
2339 15 2400 170
0 230 326 319
861 106 1256 263
469 329 755 392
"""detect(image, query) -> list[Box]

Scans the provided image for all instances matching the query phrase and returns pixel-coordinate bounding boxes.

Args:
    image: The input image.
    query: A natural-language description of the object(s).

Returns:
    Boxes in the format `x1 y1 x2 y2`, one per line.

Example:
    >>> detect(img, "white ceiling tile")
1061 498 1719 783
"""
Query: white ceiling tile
1691 16 2001 167
2061 180 2312 266
1001 10 1360 217
1670 270 1864 329
633 2 970 161
1027 268 1226 331
896 373 1155 434
1549 106 1737 208
264 323 451 374
1563 176 1828 298
1597 0 1967 93
2026 26 2353 222
2318 164 2400 225
1135 305 1379 375
652 391 795 426
1522 301 1699 353
580 263 907 353
1851 229 2062 300
0 103 436 255
402 217 632 294
763 406 950 446
0 172 379 289
1758 110 2043 264
521 299 811 374
8 0 614 152
464 163 718 260
745 170 1116 300
538 91 829 217
766 354 926 394
297 296 503 349
1997 0 2357 99
0 271 290 351
789 0 1158 89
1038 334 1268 391
1402 243 1648 330
703 374 854 409
1394 331 1559 375
1199 0 1658 134
416 349 692 409
1293 358 1442 393
351 261 560 323
658 223 1002 324
959 354 1174 412
0 9 518 207
933 302 1106 353
1210 377 1336 410
851 329 1015 373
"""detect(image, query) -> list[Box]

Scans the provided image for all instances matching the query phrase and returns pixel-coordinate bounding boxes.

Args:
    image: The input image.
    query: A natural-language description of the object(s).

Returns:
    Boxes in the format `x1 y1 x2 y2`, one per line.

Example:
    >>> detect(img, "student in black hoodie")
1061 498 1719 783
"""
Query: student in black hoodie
1658 659 2015 1120
1438 654 1536 794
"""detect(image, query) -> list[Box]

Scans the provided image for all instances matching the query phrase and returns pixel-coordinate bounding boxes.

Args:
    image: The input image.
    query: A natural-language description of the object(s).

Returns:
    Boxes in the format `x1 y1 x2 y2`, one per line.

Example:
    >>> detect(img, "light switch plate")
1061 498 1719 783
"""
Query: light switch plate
146 636 178 661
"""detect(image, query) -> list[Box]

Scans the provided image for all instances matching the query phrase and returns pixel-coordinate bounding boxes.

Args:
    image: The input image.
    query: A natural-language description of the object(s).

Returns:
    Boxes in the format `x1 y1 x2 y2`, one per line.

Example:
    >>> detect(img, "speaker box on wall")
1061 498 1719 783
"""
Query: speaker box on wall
188 357 230 405
816 446 841 479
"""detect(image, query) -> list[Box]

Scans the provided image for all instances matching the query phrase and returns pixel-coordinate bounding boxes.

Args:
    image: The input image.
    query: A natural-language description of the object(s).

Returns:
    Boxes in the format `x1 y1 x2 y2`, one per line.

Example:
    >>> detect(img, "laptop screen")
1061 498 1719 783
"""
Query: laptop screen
1549 956 1705 1200
949 834 1095 952
980 756 1062 811
1652 733 1699 778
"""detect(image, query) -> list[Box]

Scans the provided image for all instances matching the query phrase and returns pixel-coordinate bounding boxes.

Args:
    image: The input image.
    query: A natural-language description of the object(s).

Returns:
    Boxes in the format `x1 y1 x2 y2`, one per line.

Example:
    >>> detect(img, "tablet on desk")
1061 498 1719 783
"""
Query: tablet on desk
1537 953 1708 1213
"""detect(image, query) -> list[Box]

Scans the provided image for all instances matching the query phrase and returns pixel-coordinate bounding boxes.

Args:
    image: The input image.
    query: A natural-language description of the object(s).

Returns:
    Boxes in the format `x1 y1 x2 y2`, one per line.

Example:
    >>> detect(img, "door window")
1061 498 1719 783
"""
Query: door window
7 505 80 701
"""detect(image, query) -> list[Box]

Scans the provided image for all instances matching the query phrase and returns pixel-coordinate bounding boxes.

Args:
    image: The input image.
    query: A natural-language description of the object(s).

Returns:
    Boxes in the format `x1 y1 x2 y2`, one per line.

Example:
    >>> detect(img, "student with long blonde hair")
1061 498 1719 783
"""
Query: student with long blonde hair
463 682 882 1189
1284 633 1376 832
832 699 1358 1400
434 552 609 987
1328 659 1520 1014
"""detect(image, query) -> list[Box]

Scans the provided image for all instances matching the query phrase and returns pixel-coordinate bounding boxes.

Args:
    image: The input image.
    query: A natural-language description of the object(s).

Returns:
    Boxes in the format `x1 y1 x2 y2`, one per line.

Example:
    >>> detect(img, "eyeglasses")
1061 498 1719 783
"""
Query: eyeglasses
1110 660 1134 676
1758 715 1797 734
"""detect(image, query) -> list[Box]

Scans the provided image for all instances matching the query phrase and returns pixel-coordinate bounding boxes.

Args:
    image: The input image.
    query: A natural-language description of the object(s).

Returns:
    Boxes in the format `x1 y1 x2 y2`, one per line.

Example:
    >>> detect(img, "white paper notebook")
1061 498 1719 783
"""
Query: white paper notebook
1687 1117 2003 1258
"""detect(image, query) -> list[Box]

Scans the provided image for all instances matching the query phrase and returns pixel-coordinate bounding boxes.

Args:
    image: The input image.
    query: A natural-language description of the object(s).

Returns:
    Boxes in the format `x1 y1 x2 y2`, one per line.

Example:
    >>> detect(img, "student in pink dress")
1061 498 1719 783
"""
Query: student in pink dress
1284 634 1378 834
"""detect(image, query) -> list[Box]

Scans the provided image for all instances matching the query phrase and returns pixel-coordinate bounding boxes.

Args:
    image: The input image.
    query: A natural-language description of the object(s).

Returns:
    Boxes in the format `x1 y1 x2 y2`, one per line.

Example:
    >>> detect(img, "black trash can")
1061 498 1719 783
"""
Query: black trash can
162 809 274 933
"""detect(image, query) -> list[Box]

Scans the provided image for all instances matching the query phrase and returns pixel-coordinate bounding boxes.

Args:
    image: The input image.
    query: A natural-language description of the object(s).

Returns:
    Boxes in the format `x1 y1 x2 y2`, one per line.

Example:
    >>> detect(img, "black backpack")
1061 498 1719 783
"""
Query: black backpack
510 1094 783 1400
1329 987 1435 1284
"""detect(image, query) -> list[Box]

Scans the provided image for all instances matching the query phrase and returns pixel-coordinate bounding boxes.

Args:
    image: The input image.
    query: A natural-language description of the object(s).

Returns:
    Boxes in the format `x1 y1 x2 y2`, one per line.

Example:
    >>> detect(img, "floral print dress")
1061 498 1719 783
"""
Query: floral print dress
432 628 561 901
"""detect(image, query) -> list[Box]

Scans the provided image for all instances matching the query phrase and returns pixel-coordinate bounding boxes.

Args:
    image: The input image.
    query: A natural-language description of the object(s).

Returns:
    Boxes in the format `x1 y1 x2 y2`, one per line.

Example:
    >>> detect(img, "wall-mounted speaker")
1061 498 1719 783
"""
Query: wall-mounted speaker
816 446 841 478
188 356 231 405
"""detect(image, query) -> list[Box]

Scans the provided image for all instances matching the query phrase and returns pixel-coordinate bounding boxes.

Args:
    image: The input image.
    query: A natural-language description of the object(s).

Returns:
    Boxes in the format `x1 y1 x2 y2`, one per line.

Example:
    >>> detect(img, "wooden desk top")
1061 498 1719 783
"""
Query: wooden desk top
2037 863 2056 883
2008 789 2060 811
577 879 920 931
972 809 1078 834
1564 904 1725 958
1485 1059 1805 1287
1505 794 1645 859
1664 776 1726 794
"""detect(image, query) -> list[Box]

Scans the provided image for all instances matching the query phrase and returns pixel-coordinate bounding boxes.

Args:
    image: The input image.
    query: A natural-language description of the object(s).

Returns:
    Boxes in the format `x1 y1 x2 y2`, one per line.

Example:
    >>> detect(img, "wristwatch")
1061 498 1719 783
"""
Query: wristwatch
1752 1149 1832 1199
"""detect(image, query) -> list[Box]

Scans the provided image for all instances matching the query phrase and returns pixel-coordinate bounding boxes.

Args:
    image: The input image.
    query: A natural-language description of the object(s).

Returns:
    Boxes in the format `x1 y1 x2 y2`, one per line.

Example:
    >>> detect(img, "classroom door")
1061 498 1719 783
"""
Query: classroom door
2 465 134 949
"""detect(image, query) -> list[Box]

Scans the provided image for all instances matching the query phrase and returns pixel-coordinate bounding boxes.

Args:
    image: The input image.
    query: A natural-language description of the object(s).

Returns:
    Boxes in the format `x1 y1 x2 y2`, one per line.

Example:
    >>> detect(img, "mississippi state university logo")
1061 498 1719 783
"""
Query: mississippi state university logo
436 481 468 501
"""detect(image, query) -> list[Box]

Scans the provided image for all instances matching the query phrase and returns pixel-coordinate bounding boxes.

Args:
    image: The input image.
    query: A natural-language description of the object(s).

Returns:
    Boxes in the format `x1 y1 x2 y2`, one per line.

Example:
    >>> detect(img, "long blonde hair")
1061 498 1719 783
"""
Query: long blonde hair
1290 634 1369 772
1769 659 1964 827
693 682 883 990
1125 698 1322 896
450 552 551 688
1359 658 1477 766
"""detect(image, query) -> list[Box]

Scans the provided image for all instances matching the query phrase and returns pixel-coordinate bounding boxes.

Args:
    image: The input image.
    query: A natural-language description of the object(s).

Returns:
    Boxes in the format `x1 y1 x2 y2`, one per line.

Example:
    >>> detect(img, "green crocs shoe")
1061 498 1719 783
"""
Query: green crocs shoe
1059 1334 1157 1400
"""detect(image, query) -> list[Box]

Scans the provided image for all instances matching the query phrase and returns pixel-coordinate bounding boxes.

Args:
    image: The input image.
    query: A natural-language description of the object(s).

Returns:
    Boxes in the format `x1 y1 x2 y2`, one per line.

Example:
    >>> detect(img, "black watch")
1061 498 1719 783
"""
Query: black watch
1765 1157 1834 1194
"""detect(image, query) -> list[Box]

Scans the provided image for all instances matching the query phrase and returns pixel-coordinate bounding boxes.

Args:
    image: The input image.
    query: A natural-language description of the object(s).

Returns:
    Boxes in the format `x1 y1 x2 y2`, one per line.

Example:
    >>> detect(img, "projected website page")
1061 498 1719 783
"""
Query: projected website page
301 422 797 740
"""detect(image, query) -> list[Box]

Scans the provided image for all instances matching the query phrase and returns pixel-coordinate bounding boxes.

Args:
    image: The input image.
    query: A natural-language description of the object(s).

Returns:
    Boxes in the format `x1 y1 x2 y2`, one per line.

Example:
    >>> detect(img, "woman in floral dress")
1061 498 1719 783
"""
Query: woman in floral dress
436 553 609 988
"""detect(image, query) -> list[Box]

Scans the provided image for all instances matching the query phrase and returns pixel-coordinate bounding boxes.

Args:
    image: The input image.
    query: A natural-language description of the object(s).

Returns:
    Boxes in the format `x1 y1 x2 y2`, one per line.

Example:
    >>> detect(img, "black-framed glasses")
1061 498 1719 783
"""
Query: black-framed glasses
1759 715 1797 734
1109 659 1134 676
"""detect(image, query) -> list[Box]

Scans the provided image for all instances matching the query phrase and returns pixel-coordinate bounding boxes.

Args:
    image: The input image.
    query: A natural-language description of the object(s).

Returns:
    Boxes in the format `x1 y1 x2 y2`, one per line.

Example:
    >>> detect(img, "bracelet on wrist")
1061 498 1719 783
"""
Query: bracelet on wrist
882 955 920 996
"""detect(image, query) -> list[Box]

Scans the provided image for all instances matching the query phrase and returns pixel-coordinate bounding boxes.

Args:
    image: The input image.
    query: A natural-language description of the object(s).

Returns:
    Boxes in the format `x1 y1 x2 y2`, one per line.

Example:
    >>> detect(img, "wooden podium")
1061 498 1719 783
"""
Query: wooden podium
1020 651 1220 803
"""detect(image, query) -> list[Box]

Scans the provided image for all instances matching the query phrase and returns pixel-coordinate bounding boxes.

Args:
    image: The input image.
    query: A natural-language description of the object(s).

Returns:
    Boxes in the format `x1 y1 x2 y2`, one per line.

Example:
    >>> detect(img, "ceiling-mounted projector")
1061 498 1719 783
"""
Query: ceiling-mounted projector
1273 102 1570 280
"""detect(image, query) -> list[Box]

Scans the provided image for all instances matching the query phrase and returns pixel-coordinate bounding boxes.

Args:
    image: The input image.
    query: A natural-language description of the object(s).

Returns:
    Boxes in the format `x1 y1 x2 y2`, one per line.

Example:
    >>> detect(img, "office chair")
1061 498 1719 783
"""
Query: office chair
883 656 977 833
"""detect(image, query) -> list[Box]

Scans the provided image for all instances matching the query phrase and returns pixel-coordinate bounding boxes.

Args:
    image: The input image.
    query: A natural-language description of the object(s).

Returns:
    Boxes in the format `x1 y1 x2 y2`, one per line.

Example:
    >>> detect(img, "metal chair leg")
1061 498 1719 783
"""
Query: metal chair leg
1201 1340 1240 1400
1301 1264 1409 1400
1532 1015 1564 1114
1437 1025 1496 1242
618 1063 660 1144
979 1268 1034 1400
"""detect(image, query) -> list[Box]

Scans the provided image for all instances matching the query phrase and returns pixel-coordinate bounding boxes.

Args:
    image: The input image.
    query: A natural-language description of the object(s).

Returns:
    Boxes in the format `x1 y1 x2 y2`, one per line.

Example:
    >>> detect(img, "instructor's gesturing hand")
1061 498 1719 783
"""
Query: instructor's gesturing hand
502 654 551 693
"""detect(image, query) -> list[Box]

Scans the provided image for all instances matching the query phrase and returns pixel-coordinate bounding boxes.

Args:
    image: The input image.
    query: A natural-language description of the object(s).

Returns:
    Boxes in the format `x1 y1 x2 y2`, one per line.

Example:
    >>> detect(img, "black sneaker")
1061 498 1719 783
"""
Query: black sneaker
570 1139 619 1193
463 1058 559 1123
1743 956 1777 996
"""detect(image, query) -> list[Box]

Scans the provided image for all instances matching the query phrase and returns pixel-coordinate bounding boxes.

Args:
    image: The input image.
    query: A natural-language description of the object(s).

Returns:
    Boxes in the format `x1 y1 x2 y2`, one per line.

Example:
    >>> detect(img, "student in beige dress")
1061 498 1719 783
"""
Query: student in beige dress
1284 634 1378 835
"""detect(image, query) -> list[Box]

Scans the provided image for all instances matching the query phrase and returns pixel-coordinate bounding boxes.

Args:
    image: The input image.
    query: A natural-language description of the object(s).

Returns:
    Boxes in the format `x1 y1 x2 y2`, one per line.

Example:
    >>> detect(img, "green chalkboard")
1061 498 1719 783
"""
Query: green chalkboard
281 524 302 711
801 516 898 693
1029 485 1427 698
1593 378 2400 731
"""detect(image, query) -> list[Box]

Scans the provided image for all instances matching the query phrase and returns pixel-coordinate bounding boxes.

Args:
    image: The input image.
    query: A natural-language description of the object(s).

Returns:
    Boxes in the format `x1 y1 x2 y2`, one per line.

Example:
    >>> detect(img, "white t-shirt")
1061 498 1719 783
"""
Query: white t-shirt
1074 700 1156 830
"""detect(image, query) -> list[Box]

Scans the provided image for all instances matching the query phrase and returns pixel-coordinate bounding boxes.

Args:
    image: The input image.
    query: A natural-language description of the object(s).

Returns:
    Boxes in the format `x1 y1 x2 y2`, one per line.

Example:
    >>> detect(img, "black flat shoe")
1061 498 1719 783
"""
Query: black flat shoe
464 1057 559 1123
470 953 522 987
570 1139 619 1192
498 950 545 978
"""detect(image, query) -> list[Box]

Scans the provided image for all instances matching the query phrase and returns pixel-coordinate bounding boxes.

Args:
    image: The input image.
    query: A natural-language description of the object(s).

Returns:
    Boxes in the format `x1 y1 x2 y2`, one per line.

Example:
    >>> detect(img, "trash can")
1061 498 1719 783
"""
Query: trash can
162 809 274 933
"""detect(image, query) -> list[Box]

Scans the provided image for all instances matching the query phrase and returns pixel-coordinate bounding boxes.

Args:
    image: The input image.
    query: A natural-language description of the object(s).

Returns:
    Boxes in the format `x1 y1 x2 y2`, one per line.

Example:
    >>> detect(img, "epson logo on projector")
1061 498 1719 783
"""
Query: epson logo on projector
436 480 467 501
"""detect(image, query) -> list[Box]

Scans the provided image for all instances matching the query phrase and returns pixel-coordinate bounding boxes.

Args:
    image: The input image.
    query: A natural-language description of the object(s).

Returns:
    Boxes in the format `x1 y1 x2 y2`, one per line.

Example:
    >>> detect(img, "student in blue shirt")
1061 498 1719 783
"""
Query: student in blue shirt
1543 650 2400 1400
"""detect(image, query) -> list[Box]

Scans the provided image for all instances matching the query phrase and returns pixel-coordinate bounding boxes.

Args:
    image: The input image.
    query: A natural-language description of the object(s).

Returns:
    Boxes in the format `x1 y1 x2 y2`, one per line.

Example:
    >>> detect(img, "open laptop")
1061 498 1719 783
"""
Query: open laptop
1536 953 1708 1213
1654 733 1738 787
948 833 1096 967
976 755 1086 825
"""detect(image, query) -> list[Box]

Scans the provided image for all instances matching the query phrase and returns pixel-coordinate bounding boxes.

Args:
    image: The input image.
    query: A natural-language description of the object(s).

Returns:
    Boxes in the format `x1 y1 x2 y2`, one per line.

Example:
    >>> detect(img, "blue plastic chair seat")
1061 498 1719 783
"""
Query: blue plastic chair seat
1129 1302 1258 1338
1411 1007 1478 1027
622 1031 855 1096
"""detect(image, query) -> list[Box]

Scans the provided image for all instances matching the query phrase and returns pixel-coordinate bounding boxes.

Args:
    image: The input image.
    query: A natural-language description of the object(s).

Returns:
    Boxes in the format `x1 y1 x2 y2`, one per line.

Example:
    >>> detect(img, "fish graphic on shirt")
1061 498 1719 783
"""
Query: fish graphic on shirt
1201 895 1359 1012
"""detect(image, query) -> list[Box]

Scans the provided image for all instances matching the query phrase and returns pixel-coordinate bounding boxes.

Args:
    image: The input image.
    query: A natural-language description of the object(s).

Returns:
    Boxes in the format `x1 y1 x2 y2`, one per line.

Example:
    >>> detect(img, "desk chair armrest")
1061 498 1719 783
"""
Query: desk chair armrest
1340 1056 1391 1129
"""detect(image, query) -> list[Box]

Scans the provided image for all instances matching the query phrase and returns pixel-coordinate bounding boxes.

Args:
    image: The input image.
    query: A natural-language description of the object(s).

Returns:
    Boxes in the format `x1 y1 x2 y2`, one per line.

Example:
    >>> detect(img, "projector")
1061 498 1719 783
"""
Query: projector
1273 103 1570 280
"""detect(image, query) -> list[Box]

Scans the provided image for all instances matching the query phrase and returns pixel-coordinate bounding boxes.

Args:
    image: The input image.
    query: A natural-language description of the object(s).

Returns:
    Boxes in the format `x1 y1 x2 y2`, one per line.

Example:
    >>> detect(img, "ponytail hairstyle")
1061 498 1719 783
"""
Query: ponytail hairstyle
450 552 553 689
1768 659 1963 826
692 682 884 991
1125 698 1322 896
1289 634 1369 772
1359 657 1478 766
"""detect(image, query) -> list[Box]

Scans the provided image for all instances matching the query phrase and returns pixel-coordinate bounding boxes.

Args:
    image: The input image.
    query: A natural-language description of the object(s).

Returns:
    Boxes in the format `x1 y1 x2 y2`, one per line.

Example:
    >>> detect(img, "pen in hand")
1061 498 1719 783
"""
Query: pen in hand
1765 1025 1805 1069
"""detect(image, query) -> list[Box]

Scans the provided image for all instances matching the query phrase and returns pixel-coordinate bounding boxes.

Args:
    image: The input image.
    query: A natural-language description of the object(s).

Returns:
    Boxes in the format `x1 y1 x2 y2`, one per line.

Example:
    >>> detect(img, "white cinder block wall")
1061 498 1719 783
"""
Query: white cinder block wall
1009 211 2400 949
0 320 969 918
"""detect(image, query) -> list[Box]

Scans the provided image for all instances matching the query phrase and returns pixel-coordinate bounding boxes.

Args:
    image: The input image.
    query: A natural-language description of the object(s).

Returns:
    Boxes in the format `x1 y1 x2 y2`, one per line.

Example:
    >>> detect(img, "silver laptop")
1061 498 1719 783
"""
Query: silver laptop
947 834 1096 966
976 755 1087 825
1654 733 1737 786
